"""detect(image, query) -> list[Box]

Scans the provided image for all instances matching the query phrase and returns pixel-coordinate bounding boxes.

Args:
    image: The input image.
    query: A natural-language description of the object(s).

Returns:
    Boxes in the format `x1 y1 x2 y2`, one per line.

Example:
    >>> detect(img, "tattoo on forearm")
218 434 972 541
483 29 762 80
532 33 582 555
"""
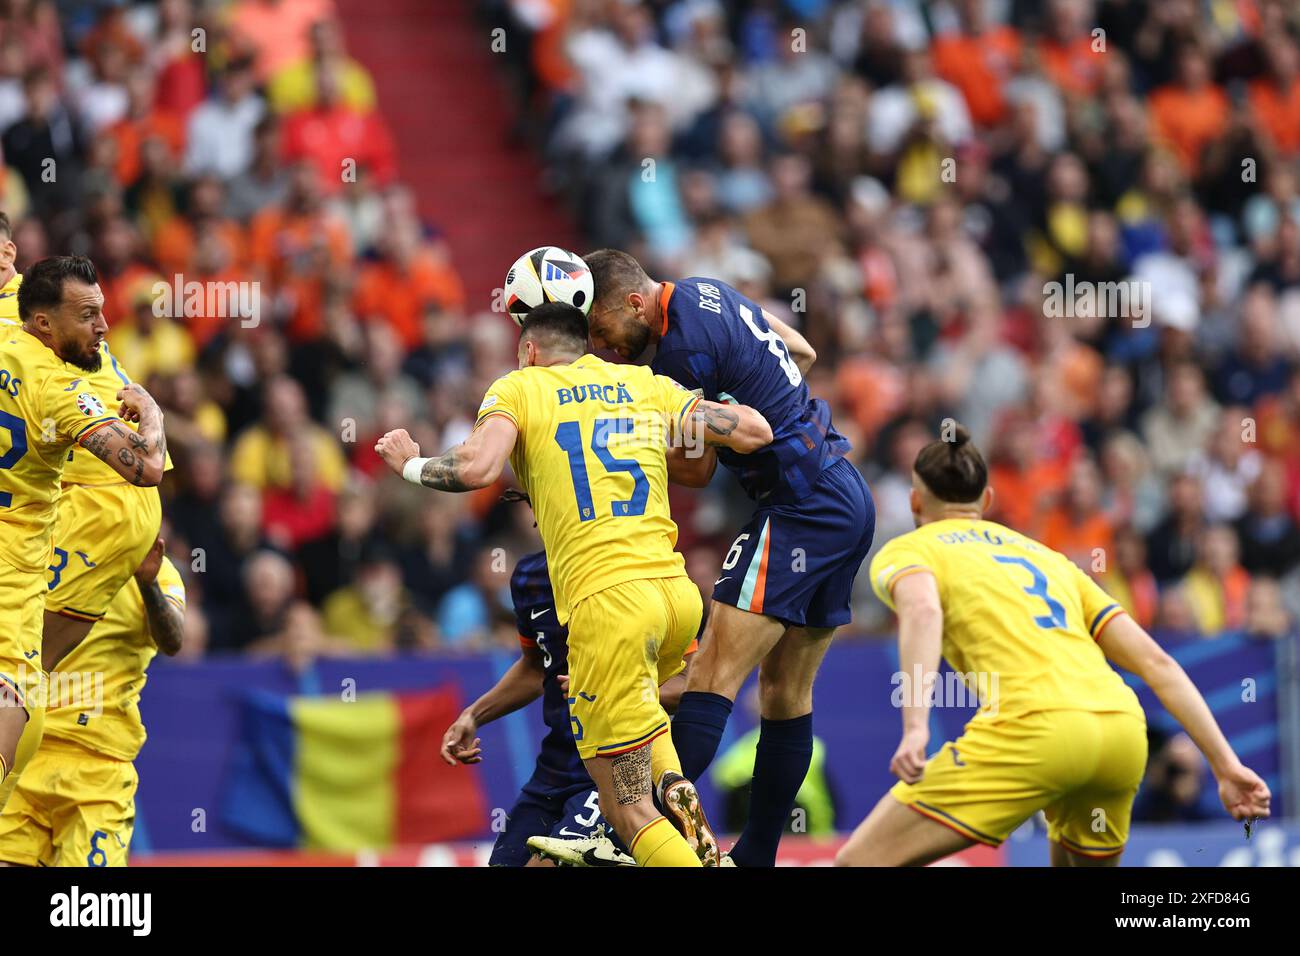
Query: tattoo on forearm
693 404 739 444
420 448 470 492
611 746 652 805
139 581 184 654
81 416 166 485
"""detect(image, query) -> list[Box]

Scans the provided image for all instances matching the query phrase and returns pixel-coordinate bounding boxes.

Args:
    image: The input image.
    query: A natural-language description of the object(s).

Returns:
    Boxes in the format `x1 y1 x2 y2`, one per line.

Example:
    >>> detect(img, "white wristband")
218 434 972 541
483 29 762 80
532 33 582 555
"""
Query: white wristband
402 457 430 485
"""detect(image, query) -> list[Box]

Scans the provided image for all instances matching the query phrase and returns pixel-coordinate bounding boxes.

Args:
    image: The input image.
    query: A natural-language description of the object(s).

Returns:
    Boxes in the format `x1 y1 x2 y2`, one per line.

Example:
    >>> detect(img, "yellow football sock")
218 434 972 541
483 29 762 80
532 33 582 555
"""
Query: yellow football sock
629 817 702 867
650 730 683 792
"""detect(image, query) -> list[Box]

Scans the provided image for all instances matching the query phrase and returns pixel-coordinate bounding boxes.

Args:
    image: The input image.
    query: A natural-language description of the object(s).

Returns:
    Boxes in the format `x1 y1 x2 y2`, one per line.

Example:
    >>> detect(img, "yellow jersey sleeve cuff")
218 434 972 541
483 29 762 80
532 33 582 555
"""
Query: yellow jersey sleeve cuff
1089 604 1125 640
677 395 701 432
475 409 519 430
874 564 932 608
73 416 119 441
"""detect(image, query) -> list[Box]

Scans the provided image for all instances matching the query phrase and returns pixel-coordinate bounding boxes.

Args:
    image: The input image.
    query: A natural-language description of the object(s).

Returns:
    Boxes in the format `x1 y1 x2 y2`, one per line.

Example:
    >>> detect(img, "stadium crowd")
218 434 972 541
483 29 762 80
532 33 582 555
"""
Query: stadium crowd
1 0 1298 669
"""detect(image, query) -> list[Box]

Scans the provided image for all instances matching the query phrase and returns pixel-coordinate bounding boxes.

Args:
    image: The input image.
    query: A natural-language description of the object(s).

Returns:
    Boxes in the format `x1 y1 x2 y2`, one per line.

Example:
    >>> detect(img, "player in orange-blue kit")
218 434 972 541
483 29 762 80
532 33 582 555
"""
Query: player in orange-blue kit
836 427 1271 866
0 256 167 810
375 302 773 866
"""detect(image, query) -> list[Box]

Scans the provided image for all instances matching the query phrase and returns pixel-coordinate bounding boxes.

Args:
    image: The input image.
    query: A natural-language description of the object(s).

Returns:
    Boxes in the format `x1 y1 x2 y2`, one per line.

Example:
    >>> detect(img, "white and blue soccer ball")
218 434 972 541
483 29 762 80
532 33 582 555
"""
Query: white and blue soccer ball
502 246 594 326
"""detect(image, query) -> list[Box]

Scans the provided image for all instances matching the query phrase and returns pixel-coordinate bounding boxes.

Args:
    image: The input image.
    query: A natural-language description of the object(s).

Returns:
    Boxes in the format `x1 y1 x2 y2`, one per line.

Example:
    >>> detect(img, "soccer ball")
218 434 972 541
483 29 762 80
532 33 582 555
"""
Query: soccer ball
502 246 594 325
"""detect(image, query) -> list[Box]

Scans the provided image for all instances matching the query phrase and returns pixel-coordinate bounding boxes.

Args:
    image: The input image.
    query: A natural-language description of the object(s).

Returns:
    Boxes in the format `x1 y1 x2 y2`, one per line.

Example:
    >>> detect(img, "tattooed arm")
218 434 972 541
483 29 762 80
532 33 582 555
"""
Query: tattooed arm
78 384 166 486
127 537 184 656
375 416 519 492
683 398 773 454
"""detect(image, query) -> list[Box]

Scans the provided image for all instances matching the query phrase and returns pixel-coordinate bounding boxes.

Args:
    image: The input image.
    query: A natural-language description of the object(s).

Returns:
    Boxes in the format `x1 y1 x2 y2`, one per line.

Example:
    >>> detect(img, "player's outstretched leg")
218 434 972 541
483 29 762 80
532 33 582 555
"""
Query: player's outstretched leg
836 792 975 867
583 746 702 867
671 602 786 781
727 624 833 868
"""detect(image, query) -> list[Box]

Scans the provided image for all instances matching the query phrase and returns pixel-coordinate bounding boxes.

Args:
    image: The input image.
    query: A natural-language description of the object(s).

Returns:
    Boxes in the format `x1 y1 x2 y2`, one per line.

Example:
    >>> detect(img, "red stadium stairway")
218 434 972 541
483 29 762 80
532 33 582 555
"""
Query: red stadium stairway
334 0 581 309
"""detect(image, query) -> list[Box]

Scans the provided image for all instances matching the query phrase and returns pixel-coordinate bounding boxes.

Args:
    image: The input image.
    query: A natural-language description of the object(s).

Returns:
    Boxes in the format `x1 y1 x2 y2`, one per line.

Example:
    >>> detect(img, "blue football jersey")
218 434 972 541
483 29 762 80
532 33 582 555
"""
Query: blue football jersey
653 277 850 503
510 551 590 790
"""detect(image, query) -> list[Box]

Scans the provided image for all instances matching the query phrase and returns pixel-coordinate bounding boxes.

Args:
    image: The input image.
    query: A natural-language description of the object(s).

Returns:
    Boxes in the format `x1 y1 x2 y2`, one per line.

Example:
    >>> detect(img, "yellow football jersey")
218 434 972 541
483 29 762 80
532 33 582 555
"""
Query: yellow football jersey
871 518 1142 722
47 555 185 761
61 342 173 485
476 353 699 624
0 272 21 325
0 329 122 572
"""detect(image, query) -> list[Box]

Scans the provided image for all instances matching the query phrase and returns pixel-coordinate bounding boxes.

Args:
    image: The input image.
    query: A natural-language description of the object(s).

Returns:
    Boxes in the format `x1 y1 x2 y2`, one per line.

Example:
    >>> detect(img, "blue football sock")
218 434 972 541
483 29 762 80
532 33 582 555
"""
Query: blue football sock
729 713 813 868
670 691 733 782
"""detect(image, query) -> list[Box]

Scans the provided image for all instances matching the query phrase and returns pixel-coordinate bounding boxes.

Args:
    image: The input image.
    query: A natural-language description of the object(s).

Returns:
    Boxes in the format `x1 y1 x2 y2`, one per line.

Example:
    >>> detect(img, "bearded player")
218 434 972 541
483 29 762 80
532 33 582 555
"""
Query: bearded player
837 428 1270 866
583 249 874 867
377 302 772 866
0 535 185 866
0 256 166 808
0 228 166 672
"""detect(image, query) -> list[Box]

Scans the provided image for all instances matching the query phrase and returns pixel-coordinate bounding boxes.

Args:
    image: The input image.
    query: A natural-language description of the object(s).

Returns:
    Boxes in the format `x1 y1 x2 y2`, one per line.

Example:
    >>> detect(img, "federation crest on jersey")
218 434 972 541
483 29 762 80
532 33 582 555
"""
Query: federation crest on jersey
76 392 105 417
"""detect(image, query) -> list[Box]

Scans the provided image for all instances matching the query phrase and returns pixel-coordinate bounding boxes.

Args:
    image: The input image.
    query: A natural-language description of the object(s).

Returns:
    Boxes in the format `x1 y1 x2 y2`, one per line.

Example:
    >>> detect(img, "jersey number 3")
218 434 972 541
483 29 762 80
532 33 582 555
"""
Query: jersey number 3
555 418 648 521
993 555 1067 629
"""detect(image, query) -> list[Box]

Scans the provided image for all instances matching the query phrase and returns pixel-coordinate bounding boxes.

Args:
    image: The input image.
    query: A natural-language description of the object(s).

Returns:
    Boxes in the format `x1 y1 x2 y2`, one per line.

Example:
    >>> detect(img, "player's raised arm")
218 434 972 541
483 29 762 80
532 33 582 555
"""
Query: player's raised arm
78 383 166 487
889 570 944 785
375 416 518 492
442 645 546 765
1095 613 1271 822
684 397 773 453
762 310 816 375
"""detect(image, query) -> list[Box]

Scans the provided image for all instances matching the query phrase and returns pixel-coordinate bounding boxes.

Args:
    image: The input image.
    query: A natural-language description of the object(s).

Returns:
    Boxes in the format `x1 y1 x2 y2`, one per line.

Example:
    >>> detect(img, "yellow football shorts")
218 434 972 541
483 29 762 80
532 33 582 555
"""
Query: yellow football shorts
46 483 161 623
565 575 702 761
890 709 1148 858
0 735 137 867
0 554 45 708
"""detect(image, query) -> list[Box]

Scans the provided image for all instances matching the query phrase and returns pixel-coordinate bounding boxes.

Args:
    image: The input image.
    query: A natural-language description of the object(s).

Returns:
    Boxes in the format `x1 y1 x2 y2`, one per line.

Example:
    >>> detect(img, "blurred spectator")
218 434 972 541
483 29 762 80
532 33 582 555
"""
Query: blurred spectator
184 54 265 180
230 0 336 82
1187 407 1263 524
280 59 396 195
436 545 513 649
1133 734 1213 823
226 115 290 222
744 152 843 295
1098 525 1158 631
1180 525 1250 635
230 374 348 493
321 541 430 653
1039 455 1113 570
1243 577 1294 640
267 17 376 114
350 198 465 349
1141 361 1220 478
1146 472 1205 585
1234 458 1300 577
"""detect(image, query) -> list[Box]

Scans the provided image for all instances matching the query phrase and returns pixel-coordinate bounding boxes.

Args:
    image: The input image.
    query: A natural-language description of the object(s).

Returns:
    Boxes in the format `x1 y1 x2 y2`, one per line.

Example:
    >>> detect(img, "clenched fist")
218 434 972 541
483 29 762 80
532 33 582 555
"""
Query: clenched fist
375 428 421 476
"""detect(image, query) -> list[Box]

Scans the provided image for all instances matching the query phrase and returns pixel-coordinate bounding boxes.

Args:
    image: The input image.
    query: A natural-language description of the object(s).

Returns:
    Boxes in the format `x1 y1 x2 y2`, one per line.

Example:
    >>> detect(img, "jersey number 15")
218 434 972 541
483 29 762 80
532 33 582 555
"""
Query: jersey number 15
555 418 649 521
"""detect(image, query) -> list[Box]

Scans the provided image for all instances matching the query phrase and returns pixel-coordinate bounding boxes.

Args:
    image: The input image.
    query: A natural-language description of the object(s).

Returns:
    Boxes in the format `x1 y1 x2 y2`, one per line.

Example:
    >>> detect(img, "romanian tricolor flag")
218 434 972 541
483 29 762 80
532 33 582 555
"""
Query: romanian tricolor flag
221 686 487 850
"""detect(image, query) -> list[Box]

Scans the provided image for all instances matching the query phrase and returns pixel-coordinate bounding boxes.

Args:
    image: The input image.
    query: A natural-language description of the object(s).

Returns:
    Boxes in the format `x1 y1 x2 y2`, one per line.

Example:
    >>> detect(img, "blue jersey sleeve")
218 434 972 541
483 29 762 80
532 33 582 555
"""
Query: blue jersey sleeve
655 277 851 502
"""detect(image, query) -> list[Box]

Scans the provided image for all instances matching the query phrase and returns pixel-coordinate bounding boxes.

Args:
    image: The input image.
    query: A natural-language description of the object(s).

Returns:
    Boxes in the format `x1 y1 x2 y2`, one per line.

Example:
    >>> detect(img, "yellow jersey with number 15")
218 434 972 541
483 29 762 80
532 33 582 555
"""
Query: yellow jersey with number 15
476 353 699 624
0 329 123 572
870 518 1143 724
